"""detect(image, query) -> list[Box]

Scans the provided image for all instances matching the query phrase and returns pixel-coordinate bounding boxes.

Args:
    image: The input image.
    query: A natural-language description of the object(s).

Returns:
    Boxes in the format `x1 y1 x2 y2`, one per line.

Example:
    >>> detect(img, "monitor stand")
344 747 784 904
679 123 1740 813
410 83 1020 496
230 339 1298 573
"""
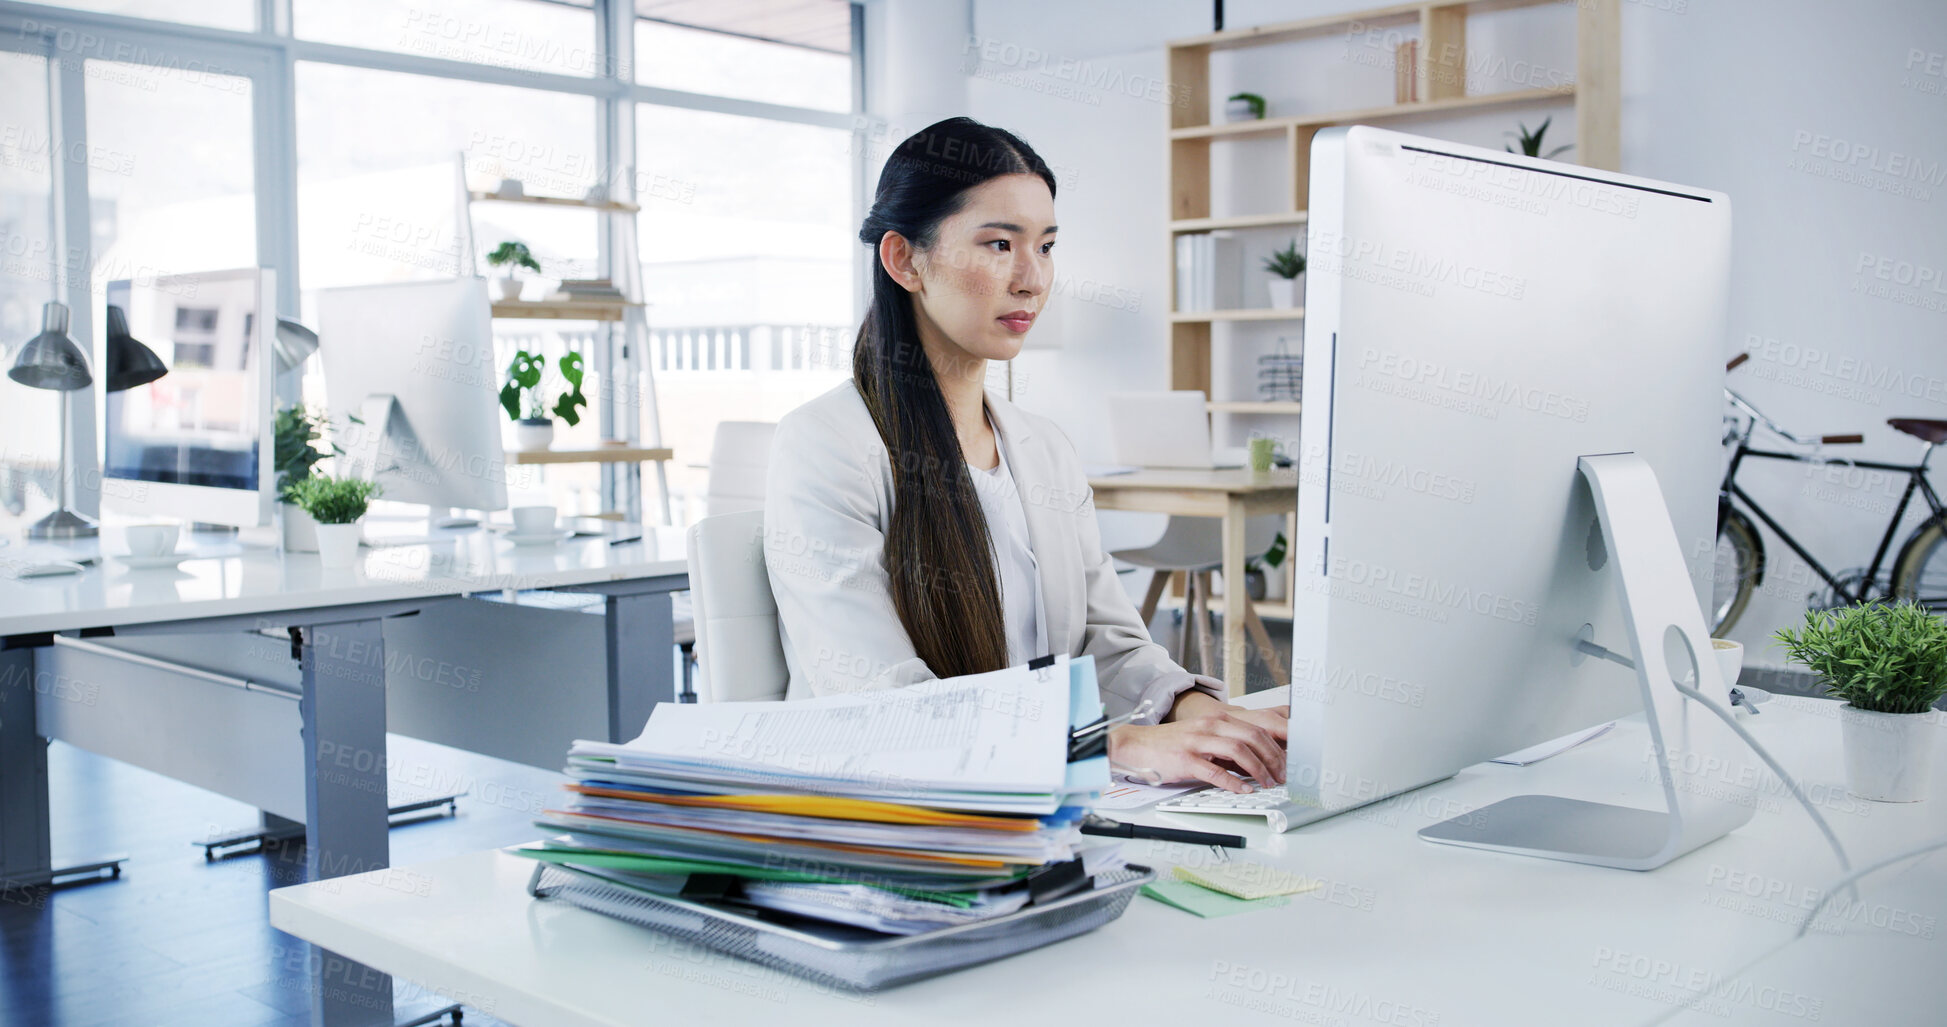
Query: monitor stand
1418 453 1759 871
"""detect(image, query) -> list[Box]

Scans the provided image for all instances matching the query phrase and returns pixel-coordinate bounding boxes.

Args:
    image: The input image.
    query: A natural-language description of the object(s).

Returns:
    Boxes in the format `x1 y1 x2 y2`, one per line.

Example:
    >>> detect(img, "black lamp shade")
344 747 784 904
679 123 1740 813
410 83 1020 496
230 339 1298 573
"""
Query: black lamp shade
104 304 167 392
7 301 91 392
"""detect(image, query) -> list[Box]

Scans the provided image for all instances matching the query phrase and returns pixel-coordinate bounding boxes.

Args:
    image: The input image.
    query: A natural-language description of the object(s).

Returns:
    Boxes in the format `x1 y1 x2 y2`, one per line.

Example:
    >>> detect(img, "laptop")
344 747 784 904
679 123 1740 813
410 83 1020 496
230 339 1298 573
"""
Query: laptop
1107 391 1243 470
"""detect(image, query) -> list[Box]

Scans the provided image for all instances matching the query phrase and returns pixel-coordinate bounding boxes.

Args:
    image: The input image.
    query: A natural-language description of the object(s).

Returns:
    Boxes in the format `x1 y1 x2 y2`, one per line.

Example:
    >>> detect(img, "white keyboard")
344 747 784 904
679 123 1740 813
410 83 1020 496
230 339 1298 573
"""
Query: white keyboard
1154 787 1321 834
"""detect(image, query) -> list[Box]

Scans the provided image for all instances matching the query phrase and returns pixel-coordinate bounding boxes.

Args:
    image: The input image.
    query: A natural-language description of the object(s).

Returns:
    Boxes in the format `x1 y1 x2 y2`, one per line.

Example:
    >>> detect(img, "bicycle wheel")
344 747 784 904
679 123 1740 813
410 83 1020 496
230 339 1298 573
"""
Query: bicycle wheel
1712 508 1764 635
1891 513 1947 614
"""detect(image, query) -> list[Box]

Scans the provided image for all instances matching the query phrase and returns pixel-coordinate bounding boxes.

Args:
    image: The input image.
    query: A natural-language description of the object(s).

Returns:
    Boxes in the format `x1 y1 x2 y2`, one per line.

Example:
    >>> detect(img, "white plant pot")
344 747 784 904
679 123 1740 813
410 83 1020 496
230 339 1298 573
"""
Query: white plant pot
1838 704 1938 802
1224 99 1259 123
280 502 319 553
1267 278 1299 308
315 522 363 569
513 419 555 452
494 276 524 301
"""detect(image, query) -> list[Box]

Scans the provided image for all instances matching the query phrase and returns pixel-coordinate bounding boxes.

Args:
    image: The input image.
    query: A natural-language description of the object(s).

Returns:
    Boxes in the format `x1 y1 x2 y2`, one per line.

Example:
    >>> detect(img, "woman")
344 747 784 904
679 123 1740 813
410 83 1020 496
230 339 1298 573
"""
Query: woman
764 117 1287 794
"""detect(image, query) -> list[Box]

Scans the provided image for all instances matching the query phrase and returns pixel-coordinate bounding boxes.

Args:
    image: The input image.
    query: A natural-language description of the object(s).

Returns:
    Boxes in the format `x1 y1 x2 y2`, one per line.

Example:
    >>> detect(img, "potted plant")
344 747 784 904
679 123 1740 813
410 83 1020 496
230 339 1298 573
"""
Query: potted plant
1505 116 1573 160
486 241 541 302
1775 601 1947 802
1225 92 1267 122
500 348 588 452
273 405 333 552
1245 531 1289 602
287 476 382 569
1263 239 1305 308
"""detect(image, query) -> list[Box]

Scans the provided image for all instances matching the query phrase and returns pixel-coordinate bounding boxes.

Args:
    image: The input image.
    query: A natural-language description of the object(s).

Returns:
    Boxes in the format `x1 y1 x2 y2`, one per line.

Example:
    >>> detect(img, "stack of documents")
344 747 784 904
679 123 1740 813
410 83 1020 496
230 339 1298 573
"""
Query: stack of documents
517 656 1115 934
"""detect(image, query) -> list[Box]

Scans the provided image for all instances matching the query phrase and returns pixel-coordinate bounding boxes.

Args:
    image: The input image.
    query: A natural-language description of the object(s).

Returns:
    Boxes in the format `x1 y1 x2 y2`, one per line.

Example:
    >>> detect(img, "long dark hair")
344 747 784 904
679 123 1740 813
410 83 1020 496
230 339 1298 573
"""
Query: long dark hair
854 117 1057 679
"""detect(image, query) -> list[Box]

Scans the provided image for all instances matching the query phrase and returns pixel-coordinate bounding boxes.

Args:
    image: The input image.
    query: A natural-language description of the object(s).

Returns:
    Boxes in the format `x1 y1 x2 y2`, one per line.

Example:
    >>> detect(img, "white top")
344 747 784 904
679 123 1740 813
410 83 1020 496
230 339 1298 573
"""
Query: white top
268 694 1947 1027
968 414 1048 666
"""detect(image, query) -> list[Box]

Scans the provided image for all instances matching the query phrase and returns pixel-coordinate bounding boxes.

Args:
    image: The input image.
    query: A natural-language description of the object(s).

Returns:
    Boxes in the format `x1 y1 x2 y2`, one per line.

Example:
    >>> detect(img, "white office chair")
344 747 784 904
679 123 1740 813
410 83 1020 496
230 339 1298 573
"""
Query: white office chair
1114 515 1288 687
685 508 789 702
674 421 778 698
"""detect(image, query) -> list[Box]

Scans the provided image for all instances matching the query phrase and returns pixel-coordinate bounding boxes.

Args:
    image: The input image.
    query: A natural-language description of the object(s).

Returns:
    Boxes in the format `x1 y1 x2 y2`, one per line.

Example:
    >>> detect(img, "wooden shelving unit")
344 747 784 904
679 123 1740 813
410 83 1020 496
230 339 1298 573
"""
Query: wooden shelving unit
1162 0 1618 622
1208 400 1301 415
1165 0 1619 406
507 446 674 466
490 299 641 322
1171 308 1303 323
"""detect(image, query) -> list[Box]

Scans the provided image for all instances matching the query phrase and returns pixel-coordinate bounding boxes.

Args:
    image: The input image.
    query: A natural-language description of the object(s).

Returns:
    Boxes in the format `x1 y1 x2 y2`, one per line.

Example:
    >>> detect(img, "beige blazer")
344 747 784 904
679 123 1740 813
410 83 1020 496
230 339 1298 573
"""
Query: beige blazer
763 380 1222 721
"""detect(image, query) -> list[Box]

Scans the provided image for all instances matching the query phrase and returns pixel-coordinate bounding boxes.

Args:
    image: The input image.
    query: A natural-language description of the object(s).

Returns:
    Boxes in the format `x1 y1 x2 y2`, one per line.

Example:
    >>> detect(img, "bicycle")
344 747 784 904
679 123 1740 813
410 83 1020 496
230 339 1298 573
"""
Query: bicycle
1711 352 1947 634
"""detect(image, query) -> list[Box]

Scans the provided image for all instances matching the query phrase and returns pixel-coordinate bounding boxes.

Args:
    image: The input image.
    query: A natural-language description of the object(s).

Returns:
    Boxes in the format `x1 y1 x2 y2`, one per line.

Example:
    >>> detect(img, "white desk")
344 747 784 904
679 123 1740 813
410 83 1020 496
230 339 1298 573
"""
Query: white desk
1 523 688 1026
269 696 1947 1026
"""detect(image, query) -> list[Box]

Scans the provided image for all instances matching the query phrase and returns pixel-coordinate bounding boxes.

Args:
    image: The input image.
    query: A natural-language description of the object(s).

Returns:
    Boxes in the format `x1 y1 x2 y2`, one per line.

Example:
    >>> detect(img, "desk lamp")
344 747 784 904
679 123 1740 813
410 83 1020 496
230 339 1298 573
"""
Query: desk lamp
8 301 96 538
273 317 319 373
104 304 167 391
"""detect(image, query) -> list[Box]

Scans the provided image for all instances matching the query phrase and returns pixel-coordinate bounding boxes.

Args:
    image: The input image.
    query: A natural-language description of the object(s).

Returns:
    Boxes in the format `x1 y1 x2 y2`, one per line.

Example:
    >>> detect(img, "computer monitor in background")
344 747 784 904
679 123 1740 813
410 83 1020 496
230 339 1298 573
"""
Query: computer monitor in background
315 278 508 516
102 269 276 527
1287 126 1755 869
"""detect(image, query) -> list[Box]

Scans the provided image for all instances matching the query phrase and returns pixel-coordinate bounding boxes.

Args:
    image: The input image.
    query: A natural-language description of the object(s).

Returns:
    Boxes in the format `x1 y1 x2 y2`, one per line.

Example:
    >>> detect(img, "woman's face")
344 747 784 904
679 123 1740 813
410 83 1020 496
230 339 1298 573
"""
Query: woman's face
896 172 1056 370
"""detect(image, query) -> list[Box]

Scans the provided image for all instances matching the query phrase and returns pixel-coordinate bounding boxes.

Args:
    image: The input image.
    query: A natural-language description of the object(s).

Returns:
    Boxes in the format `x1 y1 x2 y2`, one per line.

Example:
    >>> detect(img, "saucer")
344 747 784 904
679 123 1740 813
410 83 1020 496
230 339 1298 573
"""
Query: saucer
117 552 190 570
505 529 574 546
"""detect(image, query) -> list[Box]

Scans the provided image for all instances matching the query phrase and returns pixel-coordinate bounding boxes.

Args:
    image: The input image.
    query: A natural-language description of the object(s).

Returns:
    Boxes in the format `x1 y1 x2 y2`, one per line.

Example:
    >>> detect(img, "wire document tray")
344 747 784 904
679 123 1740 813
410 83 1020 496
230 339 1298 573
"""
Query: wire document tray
526 860 1155 991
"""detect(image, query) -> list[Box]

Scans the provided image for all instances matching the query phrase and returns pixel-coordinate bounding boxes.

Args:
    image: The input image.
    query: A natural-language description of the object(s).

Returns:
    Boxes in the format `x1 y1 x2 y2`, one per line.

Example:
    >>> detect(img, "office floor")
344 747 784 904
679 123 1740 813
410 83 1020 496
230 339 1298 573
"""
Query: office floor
0 735 557 1027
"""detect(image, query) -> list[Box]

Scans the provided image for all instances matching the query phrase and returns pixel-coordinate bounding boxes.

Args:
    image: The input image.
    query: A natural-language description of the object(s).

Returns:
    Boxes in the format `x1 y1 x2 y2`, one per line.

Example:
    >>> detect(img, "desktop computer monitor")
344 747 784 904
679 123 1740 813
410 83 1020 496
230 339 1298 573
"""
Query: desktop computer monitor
1283 126 1756 868
315 278 508 514
101 269 276 527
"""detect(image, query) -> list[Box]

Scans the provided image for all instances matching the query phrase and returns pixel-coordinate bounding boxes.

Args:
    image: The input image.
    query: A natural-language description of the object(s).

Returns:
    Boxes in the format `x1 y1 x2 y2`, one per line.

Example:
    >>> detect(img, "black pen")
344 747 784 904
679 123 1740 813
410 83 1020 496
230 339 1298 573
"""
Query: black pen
1080 814 1246 849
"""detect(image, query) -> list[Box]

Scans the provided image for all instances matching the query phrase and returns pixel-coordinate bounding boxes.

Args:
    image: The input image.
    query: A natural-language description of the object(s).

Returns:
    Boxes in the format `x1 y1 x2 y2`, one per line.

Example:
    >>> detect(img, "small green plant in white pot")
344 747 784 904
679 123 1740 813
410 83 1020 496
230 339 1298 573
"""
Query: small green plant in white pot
287 476 382 569
486 241 541 302
1776 601 1947 802
1263 239 1305 309
273 405 332 552
1225 91 1266 123
500 349 588 451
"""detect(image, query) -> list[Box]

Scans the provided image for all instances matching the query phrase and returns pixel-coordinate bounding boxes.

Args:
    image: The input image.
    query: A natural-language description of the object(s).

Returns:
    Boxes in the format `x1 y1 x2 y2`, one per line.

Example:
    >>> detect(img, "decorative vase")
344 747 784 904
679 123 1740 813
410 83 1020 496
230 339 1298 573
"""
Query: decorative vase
315 521 362 569
1267 278 1298 309
514 418 555 452
1224 98 1259 122
494 276 523 301
1838 705 1937 802
280 502 319 553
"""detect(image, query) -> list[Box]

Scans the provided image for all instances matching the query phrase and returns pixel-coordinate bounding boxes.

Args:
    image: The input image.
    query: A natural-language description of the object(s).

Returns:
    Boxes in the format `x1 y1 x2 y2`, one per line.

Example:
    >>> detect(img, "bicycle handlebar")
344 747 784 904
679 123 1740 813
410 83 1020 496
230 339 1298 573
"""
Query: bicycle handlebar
1725 387 1863 448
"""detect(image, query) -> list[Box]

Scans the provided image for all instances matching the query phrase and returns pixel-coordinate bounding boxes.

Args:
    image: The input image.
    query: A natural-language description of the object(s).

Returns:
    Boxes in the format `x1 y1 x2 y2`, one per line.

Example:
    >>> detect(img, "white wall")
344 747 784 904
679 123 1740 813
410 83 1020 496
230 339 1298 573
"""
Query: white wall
960 0 1947 661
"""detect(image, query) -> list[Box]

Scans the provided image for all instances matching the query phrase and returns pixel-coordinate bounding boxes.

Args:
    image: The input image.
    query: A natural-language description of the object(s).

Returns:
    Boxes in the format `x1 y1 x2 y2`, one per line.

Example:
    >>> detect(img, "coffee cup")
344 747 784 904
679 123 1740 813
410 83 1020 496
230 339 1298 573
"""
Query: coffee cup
1712 638 1743 695
126 523 179 557
511 505 557 535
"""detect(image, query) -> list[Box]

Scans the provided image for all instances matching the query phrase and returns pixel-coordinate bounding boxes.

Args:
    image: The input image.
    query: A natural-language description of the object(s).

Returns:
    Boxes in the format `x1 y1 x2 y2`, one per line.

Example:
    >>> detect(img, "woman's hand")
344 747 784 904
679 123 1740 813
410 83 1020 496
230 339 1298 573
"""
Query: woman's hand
1107 692 1290 793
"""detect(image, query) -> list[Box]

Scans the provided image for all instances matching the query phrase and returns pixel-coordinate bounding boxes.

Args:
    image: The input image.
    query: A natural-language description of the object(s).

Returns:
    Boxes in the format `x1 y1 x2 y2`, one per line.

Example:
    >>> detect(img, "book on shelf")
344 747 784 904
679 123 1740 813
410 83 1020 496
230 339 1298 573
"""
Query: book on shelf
1174 231 1241 313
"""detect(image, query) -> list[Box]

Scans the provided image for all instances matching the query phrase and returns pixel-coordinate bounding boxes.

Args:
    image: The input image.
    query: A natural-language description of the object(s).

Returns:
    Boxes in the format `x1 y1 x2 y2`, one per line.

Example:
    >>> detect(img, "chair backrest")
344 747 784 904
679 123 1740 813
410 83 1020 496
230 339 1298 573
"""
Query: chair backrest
704 421 778 516
686 508 789 702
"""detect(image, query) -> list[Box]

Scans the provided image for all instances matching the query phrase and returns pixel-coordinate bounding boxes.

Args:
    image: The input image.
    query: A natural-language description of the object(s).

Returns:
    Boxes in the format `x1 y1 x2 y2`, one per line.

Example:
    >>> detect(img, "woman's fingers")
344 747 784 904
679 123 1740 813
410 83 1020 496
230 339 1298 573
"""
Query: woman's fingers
1208 718 1285 784
1230 705 1291 742
1199 734 1276 789
1186 756 1252 794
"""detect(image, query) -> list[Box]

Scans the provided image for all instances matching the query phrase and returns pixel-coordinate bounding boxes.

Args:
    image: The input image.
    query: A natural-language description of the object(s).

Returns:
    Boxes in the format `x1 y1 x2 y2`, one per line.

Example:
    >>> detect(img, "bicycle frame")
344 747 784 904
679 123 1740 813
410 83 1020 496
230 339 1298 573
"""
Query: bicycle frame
1721 389 1945 606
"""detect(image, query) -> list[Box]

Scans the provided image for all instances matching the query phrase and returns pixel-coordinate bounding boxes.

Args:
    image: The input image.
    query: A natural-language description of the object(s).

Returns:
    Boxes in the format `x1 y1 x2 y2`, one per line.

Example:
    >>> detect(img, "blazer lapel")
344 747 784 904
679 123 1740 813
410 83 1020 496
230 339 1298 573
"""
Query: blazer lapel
986 392 1075 656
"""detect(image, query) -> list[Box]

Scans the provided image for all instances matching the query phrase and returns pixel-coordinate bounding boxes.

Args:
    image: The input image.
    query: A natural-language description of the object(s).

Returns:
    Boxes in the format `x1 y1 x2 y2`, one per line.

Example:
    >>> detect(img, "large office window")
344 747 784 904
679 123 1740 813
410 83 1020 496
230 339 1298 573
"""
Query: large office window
0 50 58 473
85 59 257 286
637 104 855 523
48 1 255 32
0 0 862 522
294 0 601 78
635 6 852 111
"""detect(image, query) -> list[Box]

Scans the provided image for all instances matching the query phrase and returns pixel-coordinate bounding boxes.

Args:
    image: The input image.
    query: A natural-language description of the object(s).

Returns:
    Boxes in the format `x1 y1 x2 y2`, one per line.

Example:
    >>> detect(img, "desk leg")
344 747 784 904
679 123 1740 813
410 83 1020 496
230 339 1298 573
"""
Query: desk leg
298 619 394 1026
605 591 675 742
0 645 124 889
1221 496 1248 698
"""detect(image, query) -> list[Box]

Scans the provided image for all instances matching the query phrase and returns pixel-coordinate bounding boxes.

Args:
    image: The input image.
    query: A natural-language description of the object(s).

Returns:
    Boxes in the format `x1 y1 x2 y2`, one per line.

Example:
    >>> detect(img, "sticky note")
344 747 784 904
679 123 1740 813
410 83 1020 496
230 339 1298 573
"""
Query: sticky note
1141 876 1291 918
1174 861 1320 901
